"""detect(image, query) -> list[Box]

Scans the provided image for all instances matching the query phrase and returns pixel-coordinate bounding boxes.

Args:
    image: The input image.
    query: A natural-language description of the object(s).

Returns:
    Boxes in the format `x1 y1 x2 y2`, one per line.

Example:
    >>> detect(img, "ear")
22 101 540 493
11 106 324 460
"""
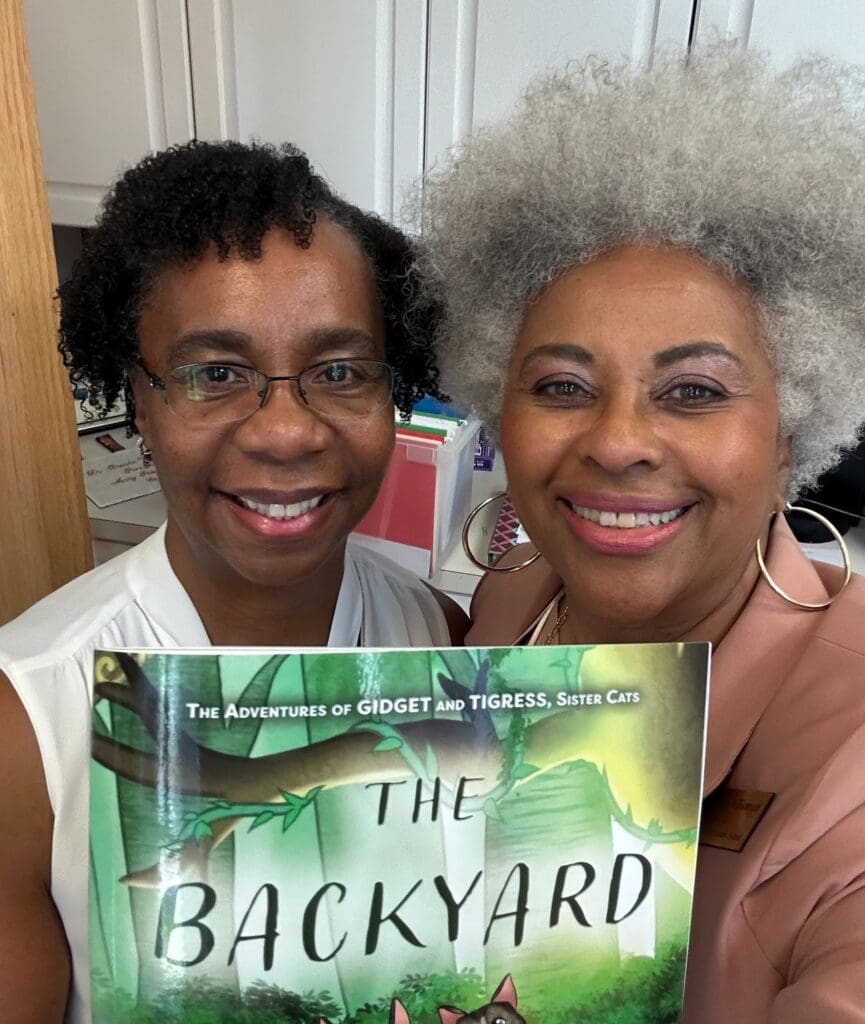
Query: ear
775 433 793 503
491 974 517 1008
390 999 412 1024
438 1007 464 1024
128 364 152 442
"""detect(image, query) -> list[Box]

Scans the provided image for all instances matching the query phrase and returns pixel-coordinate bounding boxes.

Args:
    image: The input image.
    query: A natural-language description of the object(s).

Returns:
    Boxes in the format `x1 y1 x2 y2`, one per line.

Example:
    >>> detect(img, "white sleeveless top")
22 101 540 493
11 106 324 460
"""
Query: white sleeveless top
0 525 449 1024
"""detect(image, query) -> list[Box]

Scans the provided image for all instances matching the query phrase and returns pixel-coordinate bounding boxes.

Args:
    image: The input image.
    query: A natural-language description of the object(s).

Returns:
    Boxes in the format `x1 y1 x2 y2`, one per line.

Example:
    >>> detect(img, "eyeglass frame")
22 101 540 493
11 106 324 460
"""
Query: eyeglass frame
134 355 396 423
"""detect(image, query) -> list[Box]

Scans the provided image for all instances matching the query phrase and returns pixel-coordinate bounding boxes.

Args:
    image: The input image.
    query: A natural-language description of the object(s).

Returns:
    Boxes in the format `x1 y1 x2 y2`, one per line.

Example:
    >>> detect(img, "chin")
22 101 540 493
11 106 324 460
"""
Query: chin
571 580 682 631
231 553 339 591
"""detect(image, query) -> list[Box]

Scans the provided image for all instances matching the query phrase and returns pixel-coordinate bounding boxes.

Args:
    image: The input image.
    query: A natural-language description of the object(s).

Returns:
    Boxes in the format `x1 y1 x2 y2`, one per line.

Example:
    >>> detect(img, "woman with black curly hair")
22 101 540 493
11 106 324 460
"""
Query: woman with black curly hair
0 140 464 1023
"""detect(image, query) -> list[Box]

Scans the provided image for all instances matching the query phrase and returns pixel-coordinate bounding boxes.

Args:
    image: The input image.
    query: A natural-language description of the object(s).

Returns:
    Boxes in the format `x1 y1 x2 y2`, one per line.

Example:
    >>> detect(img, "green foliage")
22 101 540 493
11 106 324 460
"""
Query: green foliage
93 948 687 1024
537 940 688 1024
92 977 340 1024
165 787 323 850
343 969 486 1024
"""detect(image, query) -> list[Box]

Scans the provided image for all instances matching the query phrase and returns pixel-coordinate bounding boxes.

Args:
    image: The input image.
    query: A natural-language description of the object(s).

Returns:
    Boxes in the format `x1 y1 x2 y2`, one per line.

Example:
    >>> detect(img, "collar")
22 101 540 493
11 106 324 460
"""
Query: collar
127 524 363 649
702 515 830 794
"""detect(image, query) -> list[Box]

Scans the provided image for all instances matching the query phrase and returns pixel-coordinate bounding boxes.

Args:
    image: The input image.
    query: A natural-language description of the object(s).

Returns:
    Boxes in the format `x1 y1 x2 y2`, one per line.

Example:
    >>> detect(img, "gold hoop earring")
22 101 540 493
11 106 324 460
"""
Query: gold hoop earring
461 492 541 573
756 502 852 610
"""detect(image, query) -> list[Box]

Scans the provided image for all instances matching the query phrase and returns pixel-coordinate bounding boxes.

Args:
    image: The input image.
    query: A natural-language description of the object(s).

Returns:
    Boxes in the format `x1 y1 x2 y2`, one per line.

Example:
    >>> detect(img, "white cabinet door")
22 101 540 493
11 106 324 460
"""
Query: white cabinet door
24 0 194 226
189 1 697 226
693 0 865 66
425 0 695 168
189 0 427 226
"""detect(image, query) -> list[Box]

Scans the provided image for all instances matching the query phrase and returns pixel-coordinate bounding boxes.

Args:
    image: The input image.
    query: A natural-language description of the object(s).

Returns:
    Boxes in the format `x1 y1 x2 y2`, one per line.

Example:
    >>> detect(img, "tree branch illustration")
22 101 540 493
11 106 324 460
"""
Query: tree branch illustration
94 653 699 889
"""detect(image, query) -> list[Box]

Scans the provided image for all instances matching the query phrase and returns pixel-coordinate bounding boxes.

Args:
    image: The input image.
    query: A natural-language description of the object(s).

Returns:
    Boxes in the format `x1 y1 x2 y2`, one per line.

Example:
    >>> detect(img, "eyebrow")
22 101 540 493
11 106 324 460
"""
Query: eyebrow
521 339 745 371
166 327 380 364
653 341 745 369
520 343 595 366
167 330 251 364
304 327 381 357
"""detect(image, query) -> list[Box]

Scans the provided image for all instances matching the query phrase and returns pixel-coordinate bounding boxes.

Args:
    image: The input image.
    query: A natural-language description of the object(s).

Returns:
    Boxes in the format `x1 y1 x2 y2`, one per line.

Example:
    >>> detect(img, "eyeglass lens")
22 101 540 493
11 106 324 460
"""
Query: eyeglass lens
164 359 394 424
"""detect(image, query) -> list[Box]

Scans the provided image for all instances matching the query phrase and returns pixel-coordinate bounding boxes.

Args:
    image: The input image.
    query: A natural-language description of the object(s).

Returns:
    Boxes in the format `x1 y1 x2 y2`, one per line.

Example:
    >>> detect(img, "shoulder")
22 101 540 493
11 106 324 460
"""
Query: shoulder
0 540 167 832
0 535 168 740
810 567 865 660
467 544 562 645
347 538 435 596
423 583 469 645
346 539 461 644
0 543 140 669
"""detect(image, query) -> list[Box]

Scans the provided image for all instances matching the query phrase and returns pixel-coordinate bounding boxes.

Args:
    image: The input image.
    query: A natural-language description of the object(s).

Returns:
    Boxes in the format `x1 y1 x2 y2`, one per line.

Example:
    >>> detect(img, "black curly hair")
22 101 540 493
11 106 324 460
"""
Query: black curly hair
59 139 445 427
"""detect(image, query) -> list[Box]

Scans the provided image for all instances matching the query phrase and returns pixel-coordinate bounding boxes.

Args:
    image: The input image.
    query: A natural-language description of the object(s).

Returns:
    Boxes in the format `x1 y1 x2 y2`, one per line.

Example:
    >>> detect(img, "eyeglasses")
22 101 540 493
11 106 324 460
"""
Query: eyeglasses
137 357 395 425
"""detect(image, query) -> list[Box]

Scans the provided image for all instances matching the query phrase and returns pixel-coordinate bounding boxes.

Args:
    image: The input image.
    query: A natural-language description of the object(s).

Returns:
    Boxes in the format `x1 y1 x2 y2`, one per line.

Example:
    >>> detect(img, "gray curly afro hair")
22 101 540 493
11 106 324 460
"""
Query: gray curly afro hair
417 46 865 496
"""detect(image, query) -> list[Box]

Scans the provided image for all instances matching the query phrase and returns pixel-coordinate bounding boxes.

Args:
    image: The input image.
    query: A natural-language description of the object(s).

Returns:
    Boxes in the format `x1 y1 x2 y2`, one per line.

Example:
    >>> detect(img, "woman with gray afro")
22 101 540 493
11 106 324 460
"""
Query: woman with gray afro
420 47 865 1022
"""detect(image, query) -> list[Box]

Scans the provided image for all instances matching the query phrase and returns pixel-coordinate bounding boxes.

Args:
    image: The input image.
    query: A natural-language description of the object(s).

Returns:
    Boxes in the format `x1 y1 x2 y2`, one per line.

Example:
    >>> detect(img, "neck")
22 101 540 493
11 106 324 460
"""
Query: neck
165 518 346 646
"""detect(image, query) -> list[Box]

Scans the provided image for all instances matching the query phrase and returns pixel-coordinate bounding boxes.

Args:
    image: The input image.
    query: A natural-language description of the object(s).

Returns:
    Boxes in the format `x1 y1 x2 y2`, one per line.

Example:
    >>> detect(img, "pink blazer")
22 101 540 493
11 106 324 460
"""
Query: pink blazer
467 518 865 1022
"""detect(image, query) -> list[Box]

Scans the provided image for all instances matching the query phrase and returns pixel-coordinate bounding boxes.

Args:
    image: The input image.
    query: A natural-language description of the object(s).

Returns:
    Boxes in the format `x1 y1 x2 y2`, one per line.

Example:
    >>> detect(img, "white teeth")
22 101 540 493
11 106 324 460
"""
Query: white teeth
238 494 325 521
572 504 685 529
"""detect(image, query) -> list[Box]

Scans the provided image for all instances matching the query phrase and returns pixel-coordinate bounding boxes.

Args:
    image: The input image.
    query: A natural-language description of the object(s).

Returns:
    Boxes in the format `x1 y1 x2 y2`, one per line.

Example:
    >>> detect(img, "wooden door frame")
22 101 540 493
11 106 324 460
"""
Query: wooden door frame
0 0 91 625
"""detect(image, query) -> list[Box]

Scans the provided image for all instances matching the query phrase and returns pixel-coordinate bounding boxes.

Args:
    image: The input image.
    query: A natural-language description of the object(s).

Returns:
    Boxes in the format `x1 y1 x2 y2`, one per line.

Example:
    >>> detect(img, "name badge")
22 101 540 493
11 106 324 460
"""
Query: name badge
700 787 775 852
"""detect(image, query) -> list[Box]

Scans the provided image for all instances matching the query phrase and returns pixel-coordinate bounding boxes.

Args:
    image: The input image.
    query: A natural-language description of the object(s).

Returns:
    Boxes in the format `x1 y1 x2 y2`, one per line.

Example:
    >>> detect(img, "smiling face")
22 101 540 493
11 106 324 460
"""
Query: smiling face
500 244 791 642
132 220 394 595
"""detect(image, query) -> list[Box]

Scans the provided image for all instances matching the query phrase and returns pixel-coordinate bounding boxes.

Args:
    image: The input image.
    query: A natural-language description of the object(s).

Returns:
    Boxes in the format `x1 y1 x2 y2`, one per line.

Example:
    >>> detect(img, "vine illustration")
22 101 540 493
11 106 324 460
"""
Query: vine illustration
165 786 323 852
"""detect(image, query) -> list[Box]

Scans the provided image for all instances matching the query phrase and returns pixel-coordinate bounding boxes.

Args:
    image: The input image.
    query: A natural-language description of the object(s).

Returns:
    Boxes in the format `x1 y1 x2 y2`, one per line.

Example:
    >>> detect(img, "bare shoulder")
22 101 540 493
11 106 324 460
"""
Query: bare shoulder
423 584 470 645
0 670 70 1022
470 542 543 614
468 545 561 646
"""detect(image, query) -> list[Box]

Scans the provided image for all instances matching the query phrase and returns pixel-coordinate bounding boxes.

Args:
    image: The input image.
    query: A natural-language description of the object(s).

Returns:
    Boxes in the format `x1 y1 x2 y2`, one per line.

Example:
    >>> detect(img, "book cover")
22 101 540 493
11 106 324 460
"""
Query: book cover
90 644 709 1023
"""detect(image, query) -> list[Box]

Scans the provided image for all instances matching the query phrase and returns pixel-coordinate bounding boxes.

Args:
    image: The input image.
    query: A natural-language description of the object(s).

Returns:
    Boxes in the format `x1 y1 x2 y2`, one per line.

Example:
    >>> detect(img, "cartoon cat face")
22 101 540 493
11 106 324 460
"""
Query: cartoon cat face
438 975 526 1024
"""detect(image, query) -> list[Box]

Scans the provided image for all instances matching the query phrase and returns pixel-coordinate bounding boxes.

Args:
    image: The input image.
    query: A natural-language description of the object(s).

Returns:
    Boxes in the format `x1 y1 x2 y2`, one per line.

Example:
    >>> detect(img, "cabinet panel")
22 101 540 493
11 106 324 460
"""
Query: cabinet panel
425 0 694 167
24 0 194 225
694 0 865 66
197 0 427 223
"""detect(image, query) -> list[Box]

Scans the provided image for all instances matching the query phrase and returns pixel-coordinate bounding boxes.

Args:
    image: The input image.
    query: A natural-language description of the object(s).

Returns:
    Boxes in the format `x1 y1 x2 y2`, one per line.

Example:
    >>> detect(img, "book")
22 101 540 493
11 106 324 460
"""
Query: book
90 643 710 1023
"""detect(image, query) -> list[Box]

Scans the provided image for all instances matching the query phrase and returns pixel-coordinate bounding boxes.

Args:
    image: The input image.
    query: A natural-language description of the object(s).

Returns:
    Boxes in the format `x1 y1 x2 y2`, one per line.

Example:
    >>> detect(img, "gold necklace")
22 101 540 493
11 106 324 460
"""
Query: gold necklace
542 593 569 645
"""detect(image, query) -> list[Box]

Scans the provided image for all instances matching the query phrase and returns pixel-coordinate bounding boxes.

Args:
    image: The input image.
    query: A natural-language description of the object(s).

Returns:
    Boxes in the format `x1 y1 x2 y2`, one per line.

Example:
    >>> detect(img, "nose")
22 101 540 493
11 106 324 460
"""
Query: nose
231 377 333 459
577 392 664 475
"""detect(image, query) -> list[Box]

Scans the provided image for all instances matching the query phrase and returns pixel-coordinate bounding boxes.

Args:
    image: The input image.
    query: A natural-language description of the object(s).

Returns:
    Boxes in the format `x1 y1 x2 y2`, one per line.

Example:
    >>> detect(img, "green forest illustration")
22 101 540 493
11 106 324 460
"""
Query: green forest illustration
89 644 708 1023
